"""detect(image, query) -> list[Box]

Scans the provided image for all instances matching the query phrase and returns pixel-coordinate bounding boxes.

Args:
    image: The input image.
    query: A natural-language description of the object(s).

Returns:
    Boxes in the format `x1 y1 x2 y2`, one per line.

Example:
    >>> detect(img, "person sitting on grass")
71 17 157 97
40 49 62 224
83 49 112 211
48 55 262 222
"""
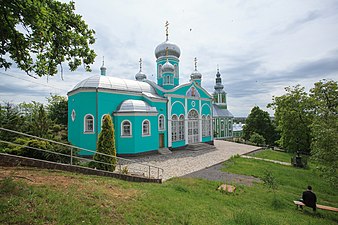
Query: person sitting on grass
300 185 317 211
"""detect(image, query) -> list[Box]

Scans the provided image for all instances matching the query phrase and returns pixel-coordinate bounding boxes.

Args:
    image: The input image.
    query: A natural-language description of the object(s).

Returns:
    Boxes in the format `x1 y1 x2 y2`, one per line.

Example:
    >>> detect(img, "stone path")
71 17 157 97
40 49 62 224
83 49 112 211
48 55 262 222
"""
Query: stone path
124 140 260 181
241 155 291 166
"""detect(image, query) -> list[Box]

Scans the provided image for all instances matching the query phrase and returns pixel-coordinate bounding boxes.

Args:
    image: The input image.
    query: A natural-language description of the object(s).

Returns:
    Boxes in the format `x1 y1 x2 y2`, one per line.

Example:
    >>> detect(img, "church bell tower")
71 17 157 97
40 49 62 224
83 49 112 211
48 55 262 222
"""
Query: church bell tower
154 21 180 89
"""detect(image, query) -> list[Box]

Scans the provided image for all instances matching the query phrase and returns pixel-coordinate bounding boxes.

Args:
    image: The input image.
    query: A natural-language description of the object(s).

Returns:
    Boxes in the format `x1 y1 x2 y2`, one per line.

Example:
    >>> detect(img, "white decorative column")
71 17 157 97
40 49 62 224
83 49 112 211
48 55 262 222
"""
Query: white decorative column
211 103 214 140
199 99 202 142
168 96 172 147
185 98 188 144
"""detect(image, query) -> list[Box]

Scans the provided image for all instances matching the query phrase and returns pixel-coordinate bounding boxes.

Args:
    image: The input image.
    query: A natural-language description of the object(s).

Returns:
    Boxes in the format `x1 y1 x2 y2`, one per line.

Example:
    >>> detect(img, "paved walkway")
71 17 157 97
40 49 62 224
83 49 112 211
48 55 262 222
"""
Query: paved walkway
241 155 291 166
124 141 260 181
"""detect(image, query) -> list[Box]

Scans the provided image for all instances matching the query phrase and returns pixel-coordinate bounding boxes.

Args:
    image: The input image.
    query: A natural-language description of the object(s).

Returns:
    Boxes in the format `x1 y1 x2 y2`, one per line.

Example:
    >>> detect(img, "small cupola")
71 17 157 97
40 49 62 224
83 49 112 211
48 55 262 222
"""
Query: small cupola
135 58 147 81
162 47 175 73
162 60 175 73
100 56 106 76
190 57 202 85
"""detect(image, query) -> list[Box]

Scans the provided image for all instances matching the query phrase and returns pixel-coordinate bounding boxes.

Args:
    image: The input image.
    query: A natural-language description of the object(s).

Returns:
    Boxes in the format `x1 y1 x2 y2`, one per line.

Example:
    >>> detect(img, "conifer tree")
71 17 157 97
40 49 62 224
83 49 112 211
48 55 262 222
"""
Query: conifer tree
94 114 117 171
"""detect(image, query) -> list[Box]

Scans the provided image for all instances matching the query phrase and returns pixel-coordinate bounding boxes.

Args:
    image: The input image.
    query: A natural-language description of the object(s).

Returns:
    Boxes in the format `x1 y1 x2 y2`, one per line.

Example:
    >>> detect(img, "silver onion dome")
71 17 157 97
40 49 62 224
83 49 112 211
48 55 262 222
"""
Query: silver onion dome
135 71 147 81
190 70 202 80
135 58 147 81
162 60 175 73
155 41 181 58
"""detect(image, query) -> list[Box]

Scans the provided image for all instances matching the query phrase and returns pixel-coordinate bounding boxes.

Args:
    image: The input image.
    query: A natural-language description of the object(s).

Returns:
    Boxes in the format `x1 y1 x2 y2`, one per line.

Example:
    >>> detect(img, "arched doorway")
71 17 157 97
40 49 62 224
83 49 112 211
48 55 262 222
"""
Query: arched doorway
188 109 199 143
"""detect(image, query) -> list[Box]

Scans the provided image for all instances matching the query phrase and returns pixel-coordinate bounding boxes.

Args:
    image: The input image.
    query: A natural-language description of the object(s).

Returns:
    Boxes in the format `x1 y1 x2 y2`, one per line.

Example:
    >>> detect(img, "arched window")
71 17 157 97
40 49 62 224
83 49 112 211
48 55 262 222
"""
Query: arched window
84 114 94 133
174 64 179 78
101 114 108 127
179 115 185 140
158 115 165 131
158 64 162 78
142 120 150 136
121 120 132 137
171 115 178 141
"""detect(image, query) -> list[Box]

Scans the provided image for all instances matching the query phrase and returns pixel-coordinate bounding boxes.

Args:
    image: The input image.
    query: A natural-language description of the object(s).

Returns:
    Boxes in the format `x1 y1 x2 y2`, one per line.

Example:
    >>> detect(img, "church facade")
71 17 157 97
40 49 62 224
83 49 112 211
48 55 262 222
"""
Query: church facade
68 29 216 156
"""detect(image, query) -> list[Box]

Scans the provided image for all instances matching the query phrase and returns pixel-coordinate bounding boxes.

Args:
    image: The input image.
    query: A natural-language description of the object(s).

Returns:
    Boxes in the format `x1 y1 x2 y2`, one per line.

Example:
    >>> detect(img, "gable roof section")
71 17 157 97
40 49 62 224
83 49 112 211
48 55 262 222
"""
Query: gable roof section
212 104 234 118
145 80 212 99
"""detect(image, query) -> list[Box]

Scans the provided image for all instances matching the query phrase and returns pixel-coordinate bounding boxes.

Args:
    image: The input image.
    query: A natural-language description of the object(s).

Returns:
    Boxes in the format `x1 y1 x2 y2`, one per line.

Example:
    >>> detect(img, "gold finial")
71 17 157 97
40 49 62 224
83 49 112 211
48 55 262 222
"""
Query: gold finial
165 21 169 41
194 57 198 71
139 58 142 71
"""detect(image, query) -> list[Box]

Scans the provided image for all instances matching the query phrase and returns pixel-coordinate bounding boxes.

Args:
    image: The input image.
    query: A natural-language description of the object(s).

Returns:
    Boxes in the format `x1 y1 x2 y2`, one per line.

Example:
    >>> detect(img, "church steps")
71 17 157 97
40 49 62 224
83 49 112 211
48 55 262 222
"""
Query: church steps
185 143 216 151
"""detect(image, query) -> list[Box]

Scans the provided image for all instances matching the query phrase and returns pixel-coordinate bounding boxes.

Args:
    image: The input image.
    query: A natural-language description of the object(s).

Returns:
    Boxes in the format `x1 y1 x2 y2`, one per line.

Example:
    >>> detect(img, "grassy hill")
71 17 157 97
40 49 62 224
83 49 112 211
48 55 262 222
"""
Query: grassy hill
1 150 337 224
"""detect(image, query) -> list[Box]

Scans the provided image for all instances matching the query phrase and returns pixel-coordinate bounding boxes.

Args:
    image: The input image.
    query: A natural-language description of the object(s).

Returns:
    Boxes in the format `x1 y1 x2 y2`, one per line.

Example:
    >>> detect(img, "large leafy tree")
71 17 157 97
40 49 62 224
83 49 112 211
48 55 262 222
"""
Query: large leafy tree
46 94 67 126
0 0 96 77
94 114 117 172
310 80 338 186
268 85 313 153
242 106 277 145
0 102 24 141
30 102 52 138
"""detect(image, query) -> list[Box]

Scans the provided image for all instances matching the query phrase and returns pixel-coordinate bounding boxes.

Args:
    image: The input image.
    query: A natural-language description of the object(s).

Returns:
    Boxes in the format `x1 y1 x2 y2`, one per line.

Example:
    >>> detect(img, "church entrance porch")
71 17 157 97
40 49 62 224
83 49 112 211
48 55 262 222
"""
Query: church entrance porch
188 109 199 144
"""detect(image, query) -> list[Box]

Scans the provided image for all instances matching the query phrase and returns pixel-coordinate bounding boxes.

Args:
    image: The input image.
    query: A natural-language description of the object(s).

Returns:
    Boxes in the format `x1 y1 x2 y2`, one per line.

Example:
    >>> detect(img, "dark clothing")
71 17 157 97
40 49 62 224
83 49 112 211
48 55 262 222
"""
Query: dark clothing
302 190 317 211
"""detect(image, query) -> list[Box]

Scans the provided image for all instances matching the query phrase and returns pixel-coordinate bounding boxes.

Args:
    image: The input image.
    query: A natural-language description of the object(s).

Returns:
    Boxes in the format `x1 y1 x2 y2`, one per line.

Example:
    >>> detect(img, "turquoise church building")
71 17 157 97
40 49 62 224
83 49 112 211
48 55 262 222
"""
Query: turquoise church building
67 29 216 156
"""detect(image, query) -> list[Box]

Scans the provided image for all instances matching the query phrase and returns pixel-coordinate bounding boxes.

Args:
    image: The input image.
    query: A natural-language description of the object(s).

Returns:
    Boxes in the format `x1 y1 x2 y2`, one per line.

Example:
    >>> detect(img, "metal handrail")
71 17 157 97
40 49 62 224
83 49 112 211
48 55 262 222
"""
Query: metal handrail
0 127 163 169
1 140 121 167
0 127 164 179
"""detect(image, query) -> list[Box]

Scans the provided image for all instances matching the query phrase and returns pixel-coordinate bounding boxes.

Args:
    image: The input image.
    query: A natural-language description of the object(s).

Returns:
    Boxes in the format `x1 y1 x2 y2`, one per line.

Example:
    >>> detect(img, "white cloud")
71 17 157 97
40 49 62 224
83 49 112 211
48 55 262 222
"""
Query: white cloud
1 0 338 116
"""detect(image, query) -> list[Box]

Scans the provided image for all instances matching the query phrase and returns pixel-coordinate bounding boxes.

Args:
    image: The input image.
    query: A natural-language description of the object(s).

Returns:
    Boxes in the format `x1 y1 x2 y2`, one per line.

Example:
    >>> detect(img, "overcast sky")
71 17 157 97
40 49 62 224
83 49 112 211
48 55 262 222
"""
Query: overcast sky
1 0 338 116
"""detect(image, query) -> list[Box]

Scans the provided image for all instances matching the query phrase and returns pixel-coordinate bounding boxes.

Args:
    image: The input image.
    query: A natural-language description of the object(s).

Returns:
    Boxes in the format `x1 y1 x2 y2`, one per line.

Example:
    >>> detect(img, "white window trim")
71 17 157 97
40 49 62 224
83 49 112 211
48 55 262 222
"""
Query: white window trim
202 115 207 137
84 114 94 134
121 120 132 137
71 109 76 122
179 114 185 141
171 115 178 142
101 114 109 128
207 115 211 136
158 64 162 78
158 114 165 131
142 119 151 137
163 75 174 85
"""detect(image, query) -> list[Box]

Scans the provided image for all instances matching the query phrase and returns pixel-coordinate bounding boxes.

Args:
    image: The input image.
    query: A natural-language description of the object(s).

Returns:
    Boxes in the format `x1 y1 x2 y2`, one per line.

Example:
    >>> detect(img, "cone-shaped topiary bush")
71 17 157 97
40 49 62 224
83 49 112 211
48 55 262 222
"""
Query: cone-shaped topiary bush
93 114 117 171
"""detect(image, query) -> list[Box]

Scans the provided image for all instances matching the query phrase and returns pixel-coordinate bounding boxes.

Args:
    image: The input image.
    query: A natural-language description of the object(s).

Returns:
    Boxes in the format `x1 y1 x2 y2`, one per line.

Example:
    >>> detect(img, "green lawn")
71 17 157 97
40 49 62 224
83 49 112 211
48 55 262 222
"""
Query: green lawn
249 149 294 163
1 155 337 225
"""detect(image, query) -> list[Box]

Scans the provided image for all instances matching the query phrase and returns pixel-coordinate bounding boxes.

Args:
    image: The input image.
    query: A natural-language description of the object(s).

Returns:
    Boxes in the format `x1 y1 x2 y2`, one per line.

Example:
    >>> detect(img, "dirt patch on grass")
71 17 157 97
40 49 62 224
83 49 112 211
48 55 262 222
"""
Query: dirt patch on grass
182 163 261 186
0 166 139 200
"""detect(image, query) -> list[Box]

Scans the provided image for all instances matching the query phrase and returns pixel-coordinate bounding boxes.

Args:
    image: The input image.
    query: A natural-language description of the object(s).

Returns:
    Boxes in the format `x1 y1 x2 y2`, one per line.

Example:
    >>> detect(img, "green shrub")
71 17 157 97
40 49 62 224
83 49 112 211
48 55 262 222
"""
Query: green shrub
1 137 77 164
94 115 117 172
262 170 278 190
250 133 266 146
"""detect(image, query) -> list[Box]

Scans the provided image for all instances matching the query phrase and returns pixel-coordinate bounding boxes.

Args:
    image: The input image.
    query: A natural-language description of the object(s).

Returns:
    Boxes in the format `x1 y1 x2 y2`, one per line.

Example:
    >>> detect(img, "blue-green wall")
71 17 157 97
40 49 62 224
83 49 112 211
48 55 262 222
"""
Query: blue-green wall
68 90 167 155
